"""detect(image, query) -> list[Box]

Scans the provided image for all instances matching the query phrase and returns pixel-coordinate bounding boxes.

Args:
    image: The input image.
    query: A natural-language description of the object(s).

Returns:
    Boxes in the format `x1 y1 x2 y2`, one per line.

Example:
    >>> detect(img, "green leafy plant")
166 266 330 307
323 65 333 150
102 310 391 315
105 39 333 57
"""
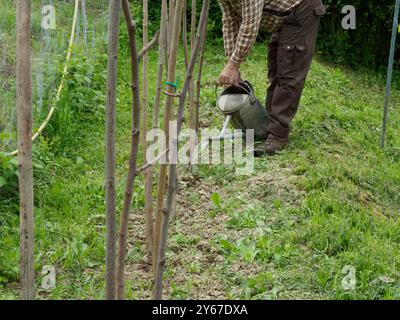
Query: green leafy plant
0 152 18 197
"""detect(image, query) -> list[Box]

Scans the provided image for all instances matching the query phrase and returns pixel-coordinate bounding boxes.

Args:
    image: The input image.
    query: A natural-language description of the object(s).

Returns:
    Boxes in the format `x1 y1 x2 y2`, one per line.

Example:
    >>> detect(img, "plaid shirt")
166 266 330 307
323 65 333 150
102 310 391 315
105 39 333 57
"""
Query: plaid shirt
218 0 303 64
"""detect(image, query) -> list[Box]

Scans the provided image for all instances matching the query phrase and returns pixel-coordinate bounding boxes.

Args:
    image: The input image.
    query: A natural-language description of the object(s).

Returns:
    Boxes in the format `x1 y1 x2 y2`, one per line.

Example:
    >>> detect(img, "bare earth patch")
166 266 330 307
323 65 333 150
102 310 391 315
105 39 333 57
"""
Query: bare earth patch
125 159 307 299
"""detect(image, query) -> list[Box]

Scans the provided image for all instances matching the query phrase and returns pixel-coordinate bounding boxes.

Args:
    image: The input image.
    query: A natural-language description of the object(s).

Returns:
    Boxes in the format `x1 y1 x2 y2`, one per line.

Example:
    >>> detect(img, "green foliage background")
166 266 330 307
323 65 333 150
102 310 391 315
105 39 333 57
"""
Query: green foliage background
319 0 400 69
145 0 400 70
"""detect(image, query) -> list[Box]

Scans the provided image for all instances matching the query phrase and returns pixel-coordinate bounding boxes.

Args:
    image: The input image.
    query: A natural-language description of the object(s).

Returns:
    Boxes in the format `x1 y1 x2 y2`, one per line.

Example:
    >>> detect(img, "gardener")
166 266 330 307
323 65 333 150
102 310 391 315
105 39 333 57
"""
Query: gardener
218 0 326 155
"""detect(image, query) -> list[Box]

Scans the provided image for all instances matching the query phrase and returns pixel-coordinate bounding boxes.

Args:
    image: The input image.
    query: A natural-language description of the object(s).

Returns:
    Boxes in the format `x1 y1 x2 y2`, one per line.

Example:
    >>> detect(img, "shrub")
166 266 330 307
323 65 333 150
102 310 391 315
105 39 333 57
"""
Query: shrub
318 0 400 69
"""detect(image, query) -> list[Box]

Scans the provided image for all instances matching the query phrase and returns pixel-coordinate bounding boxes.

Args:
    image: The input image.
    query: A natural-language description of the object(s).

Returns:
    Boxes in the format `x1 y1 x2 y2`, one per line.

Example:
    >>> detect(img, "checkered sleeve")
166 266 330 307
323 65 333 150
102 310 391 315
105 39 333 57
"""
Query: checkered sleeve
231 0 264 64
218 0 241 59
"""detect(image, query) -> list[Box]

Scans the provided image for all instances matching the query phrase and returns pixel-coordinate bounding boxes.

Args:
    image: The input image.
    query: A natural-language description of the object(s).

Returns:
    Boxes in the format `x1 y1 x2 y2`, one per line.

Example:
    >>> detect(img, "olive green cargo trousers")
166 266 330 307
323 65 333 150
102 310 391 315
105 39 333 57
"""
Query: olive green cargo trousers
266 0 326 138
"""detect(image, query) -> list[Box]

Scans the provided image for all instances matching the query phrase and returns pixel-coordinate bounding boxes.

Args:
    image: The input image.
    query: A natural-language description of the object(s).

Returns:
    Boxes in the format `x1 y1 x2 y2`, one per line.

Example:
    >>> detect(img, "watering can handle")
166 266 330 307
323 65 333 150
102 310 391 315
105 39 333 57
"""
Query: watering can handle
235 82 257 105
214 81 255 103
234 82 252 96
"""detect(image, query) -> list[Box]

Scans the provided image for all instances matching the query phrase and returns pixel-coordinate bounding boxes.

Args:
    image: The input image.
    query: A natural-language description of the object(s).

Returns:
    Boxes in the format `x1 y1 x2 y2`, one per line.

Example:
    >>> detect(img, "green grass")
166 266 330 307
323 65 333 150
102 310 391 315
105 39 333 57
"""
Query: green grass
1 1 400 300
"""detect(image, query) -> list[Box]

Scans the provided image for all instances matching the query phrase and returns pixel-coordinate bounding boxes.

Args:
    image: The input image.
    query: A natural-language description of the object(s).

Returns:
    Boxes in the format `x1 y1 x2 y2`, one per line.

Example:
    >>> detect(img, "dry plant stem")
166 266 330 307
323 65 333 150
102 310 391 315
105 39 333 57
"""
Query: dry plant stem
153 0 184 295
188 0 197 129
190 0 197 50
153 0 210 300
153 0 181 275
81 0 88 49
189 1 209 172
194 7 209 133
152 0 168 128
117 0 141 300
16 0 35 301
142 0 154 264
105 0 120 300
182 0 189 69
137 148 169 175
167 0 176 57
138 33 159 61
151 0 169 274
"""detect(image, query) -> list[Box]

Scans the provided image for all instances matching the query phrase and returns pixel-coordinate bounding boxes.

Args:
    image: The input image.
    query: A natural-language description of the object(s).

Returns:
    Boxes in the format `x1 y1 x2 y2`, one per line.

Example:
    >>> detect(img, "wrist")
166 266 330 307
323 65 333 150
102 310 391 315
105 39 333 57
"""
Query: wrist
227 58 240 70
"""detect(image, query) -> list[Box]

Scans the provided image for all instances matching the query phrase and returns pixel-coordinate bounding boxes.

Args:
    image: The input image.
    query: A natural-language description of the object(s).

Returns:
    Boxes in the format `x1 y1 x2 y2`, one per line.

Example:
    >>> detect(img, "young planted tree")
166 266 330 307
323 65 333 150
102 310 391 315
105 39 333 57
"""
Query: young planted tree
154 0 210 300
147 2 168 262
153 0 184 281
117 0 142 300
17 0 34 301
104 0 120 300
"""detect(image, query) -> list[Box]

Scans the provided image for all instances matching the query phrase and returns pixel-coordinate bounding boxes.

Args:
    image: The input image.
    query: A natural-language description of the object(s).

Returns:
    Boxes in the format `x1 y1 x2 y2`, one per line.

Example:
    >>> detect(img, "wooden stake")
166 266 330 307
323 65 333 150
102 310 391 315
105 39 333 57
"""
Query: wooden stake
104 0 120 300
142 0 154 264
17 0 35 301
117 0 141 300
153 0 184 284
153 0 210 300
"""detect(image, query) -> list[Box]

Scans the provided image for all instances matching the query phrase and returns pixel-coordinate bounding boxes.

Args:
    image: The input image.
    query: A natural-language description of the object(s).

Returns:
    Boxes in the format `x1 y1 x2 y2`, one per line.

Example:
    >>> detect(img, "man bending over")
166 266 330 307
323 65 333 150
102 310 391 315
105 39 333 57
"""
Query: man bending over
218 0 326 155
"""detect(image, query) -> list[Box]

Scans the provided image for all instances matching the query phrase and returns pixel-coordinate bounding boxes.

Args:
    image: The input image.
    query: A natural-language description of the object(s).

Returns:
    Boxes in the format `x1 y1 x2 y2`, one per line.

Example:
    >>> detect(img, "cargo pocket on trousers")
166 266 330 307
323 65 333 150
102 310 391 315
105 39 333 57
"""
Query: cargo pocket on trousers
277 43 307 79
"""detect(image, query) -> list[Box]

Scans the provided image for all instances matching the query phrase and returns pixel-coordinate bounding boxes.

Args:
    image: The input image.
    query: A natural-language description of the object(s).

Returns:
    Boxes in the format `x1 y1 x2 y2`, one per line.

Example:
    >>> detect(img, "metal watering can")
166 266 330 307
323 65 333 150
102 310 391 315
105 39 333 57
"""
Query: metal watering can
216 81 269 141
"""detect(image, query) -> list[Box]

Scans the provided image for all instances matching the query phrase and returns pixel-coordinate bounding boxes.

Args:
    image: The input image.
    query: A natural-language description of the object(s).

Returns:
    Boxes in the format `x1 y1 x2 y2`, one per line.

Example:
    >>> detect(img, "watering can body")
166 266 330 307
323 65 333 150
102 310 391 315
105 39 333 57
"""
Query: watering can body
217 81 269 141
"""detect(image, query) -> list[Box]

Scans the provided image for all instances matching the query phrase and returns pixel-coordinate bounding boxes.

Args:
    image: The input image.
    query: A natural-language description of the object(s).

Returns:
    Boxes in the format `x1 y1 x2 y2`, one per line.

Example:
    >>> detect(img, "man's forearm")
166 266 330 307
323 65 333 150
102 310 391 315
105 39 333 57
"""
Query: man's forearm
230 0 264 64
219 0 240 59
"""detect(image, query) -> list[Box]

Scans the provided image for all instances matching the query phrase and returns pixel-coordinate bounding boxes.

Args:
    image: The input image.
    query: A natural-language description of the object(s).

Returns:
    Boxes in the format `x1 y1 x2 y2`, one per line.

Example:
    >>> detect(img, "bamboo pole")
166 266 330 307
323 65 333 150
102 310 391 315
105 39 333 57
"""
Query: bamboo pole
142 0 154 263
153 0 210 300
117 0 141 300
152 0 184 278
104 0 120 300
16 0 35 300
